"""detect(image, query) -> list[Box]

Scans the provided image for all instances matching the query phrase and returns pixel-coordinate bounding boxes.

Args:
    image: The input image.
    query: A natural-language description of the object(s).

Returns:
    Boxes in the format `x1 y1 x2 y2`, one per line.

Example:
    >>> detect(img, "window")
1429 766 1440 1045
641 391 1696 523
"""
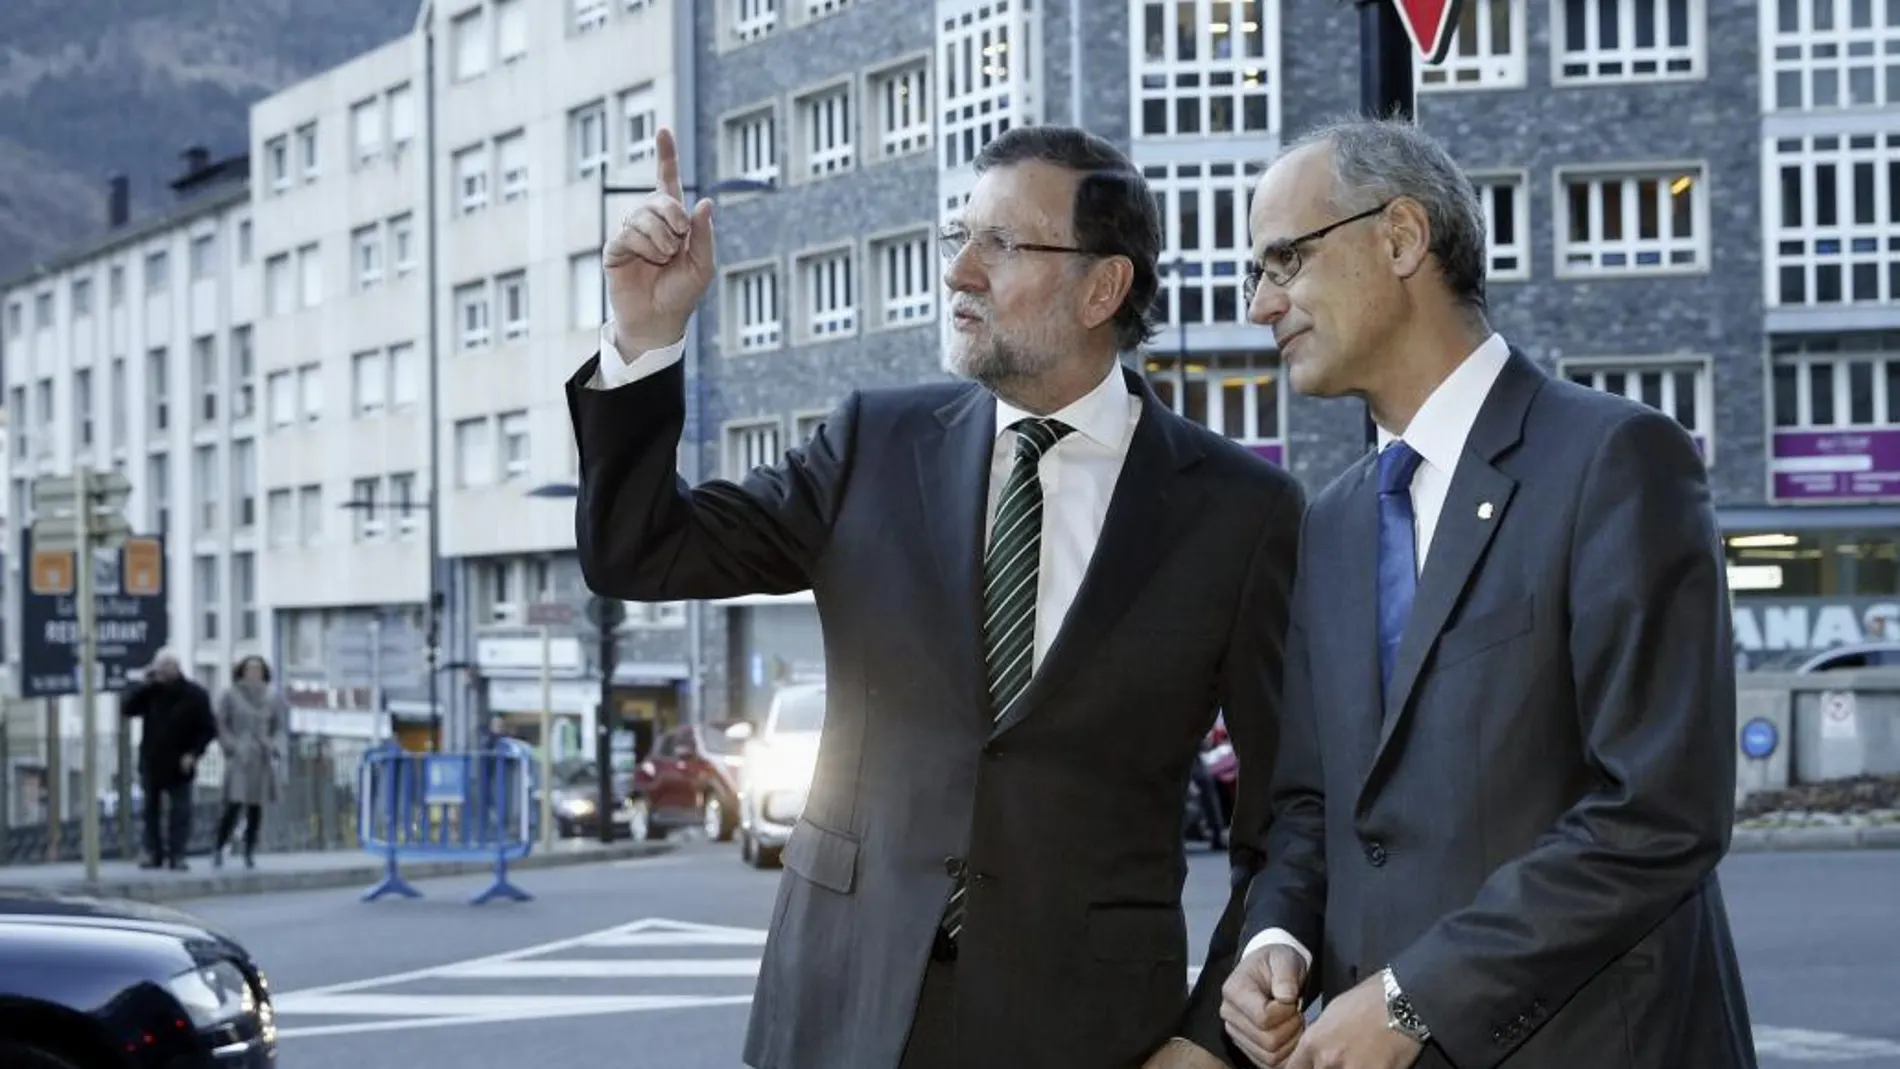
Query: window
1472 172 1530 280
390 213 416 274
233 553 257 640
390 343 420 408
195 555 220 641
297 243 322 307
499 410 531 478
794 411 828 441
389 84 416 146
299 484 322 544
725 106 778 184
231 326 255 421
571 102 608 178
194 445 220 533
354 224 384 288
265 254 292 315
390 472 418 535
1555 0 1702 83
455 144 490 214
237 220 252 264
267 371 295 428
1557 166 1706 275
353 350 386 414
456 282 492 350
1768 0 1900 111
798 248 856 340
147 347 170 432
496 0 527 61
1419 0 1525 89
577 0 609 32
4 301 18 338
148 453 170 535
231 439 256 529
352 477 382 541
193 336 218 425
1768 334 1900 499
351 97 384 166
296 123 319 180
1131 0 1273 139
727 265 781 352
621 84 657 166
1145 160 1262 326
1768 132 1900 307
266 136 290 191
497 271 529 339
73 369 93 451
870 230 934 328
452 8 488 80
868 58 931 160
1563 358 1711 460
189 234 215 280
571 251 603 328
145 251 169 295
268 489 294 548
797 84 854 178
942 2 1036 168
456 417 493 486
1142 352 1284 464
725 419 782 479
297 362 323 422
109 357 127 447
730 0 777 43
496 131 528 201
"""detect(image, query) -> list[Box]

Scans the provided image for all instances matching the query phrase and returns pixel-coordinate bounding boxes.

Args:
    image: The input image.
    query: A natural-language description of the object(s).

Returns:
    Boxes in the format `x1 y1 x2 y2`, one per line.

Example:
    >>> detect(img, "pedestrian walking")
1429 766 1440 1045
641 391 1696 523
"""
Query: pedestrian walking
212 654 286 869
120 650 218 870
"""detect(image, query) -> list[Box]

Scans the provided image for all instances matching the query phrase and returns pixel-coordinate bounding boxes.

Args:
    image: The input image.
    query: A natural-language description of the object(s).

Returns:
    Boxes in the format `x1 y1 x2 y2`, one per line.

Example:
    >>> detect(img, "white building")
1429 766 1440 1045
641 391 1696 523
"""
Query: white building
1 151 259 815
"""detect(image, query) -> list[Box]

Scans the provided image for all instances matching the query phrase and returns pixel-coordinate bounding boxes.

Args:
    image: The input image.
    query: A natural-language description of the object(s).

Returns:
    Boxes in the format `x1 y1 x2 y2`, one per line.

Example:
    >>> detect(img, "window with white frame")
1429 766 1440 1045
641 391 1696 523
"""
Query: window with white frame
352 477 382 540
797 84 854 178
297 243 322 306
353 350 386 415
456 282 492 350
1554 0 1702 83
452 8 488 80
145 251 168 294
390 343 420 408
499 410 531 478
192 336 217 425
1143 351 1284 455
1132 0 1275 138
454 144 490 214
1768 131 1900 307
231 327 254 421
1471 172 1530 280
456 417 493 486
571 251 603 328
798 248 856 340
1564 358 1711 457
496 0 527 61
1419 0 1524 89
267 371 294 429
390 472 418 535
572 101 608 178
1557 166 1706 275
727 265 781 352
231 440 256 529
296 123 318 180
267 489 294 548
725 106 778 184
870 230 933 328
497 271 529 339
1771 333 1900 432
806 0 851 19
496 131 528 201
265 254 291 314
194 445 220 533
110 356 128 443
299 484 322 543
389 84 416 147
725 419 782 479
189 235 214 281
148 453 170 534
266 137 290 192
73 368 93 451
730 0 777 43
195 555 220 641
1768 0 1900 111
233 552 257 640
1146 160 1262 325
576 0 609 32
354 224 383 289
621 84 657 166
351 97 384 166
297 363 323 422
390 213 416 274
941 2 1035 168
794 410 828 441
868 58 931 160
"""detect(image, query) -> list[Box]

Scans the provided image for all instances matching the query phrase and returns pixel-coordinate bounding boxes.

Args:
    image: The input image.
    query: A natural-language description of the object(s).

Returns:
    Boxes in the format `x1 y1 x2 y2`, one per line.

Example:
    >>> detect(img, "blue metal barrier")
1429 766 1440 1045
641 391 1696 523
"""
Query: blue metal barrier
356 738 537 905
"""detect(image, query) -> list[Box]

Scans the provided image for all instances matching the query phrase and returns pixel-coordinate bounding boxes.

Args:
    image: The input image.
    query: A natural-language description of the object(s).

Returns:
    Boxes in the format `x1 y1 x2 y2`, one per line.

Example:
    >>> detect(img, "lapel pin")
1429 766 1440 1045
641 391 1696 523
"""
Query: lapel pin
1477 501 1495 521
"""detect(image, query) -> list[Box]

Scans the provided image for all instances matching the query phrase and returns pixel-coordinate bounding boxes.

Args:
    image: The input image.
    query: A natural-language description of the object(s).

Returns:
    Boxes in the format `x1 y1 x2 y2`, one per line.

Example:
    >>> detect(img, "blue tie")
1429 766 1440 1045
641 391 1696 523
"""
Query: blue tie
1377 441 1424 691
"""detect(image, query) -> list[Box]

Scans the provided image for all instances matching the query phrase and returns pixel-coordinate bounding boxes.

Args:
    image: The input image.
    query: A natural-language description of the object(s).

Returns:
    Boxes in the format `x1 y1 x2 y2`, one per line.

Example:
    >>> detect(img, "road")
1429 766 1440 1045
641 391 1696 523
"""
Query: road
179 841 1900 1068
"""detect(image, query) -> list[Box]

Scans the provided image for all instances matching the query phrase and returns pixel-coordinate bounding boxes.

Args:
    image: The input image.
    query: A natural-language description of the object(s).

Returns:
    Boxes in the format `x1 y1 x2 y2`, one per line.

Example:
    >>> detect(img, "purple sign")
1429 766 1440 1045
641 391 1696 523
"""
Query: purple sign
1246 442 1286 467
1771 429 1900 500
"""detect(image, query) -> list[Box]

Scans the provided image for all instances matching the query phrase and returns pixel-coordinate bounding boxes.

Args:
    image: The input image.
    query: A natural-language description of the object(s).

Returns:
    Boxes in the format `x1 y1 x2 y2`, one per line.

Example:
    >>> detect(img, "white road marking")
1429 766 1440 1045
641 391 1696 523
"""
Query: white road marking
273 996 755 1040
433 958 762 978
1753 1025 1900 1061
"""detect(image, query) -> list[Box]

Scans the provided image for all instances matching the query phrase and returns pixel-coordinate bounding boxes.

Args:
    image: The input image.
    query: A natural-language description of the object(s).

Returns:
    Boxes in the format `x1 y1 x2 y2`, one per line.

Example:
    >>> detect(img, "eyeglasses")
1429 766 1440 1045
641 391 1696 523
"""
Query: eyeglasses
1242 201 1392 302
938 224 1098 264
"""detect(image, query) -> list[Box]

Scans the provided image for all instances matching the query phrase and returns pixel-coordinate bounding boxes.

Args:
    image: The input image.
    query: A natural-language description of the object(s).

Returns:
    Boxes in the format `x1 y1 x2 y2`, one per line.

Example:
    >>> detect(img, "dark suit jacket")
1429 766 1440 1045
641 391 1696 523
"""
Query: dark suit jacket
565 355 1303 1069
1241 351 1757 1069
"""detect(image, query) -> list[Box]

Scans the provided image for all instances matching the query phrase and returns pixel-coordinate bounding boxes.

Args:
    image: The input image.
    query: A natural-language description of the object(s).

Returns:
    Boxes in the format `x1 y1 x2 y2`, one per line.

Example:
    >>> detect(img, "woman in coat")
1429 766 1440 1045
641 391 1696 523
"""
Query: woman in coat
213 654 286 868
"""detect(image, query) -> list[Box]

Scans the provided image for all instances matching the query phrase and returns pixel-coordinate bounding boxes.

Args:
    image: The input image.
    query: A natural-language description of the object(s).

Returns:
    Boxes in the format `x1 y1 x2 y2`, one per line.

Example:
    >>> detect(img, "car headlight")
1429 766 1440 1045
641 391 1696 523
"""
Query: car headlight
557 796 596 817
752 748 815 793
165 960 255 1028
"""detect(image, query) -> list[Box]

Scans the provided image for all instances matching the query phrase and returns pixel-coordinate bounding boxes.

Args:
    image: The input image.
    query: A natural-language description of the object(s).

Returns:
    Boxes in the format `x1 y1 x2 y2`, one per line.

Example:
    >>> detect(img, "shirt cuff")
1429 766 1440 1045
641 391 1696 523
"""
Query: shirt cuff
1240 927 1314 970
585 320 687 389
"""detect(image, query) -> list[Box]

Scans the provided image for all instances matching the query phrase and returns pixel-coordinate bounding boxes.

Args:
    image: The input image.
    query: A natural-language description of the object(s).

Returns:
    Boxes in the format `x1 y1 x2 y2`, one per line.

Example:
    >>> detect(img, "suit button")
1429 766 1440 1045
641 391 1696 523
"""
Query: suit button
1363 840 1387 866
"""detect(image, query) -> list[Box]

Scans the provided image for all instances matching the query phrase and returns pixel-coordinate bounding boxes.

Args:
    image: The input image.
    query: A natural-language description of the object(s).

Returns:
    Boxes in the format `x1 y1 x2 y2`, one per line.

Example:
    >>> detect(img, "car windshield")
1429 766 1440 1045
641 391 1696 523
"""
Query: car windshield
771 689 826 735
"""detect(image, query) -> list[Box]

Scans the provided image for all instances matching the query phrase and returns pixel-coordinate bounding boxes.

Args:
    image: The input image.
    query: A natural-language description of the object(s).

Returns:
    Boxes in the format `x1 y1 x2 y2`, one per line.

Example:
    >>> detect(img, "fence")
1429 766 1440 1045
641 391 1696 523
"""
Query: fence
356 737 537 905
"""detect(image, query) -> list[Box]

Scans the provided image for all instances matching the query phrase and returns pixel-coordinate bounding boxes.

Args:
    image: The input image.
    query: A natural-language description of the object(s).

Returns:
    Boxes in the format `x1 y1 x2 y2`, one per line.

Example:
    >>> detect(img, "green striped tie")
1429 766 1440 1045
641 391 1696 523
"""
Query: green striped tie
941 415 1072 947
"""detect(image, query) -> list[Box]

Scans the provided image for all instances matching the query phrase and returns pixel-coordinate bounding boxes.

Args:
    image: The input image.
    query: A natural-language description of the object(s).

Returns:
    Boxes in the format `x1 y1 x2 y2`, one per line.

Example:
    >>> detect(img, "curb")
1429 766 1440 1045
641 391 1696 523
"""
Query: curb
1729 824 1900 853
0 840 680 905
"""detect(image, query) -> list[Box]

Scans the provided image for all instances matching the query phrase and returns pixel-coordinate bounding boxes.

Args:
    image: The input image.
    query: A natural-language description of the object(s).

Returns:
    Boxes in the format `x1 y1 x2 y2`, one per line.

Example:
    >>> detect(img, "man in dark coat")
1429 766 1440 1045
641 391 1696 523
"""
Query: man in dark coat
121 650 218 870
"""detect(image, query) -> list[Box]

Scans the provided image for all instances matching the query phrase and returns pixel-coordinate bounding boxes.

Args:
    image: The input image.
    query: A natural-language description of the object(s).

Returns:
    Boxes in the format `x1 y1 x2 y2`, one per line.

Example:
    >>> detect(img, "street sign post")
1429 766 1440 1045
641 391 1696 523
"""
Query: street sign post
584 596 627 843
525 600 578 850
1392 0 1464 66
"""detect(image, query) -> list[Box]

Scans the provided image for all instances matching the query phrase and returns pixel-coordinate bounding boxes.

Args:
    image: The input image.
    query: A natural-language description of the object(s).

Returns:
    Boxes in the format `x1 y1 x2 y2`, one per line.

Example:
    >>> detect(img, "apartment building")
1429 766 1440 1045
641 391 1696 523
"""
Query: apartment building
249 31 438 737
0 150 259 804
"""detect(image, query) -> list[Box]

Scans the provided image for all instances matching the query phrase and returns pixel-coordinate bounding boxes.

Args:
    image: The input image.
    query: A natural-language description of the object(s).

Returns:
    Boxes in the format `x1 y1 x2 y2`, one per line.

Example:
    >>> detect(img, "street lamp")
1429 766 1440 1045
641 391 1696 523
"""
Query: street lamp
338 494 442 749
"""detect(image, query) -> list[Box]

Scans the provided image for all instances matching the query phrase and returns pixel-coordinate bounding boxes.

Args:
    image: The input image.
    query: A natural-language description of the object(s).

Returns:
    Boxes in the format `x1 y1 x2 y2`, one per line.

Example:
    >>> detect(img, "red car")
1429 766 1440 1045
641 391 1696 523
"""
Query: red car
628 721 747 841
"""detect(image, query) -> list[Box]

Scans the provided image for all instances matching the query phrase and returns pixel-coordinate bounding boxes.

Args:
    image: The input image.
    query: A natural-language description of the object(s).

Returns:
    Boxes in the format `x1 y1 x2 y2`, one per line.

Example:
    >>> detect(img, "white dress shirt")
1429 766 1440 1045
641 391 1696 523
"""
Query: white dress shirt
585 322 1139 673
1241 332 1511 972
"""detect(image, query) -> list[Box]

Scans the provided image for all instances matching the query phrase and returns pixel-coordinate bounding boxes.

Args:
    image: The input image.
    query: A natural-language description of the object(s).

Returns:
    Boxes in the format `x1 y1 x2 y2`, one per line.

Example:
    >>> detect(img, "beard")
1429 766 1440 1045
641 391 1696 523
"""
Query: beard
942 310 1062 394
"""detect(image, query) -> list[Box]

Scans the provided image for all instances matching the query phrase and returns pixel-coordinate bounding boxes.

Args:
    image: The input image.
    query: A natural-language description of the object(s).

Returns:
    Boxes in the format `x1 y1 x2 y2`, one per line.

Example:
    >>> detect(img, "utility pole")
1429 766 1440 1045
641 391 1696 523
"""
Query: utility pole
585 595 626 843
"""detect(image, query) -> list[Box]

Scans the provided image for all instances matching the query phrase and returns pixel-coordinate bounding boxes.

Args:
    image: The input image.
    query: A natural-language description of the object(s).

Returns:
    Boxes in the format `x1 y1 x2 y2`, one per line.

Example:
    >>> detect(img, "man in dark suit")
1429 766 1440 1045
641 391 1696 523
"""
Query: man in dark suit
564 126 1305 1069
1218 116 1758 1069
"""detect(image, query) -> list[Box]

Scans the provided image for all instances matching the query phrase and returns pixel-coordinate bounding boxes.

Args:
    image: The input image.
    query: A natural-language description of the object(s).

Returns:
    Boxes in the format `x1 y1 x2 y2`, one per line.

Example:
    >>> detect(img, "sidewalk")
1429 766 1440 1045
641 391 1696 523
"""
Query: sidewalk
1730 822 1900 853
0 837 677 905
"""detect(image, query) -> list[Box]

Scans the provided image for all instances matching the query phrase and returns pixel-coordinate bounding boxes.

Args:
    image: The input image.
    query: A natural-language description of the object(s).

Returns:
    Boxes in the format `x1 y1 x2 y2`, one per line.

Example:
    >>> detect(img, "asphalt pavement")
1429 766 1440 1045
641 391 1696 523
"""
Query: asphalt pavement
172 839 1900 1068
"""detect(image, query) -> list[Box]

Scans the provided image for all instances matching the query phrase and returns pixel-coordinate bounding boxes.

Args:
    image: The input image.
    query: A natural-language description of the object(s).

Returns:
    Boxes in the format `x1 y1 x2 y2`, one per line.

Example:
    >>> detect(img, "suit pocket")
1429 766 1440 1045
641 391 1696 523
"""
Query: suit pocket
1087 904 1187 963
782 817 859 894
1433 597 1533 671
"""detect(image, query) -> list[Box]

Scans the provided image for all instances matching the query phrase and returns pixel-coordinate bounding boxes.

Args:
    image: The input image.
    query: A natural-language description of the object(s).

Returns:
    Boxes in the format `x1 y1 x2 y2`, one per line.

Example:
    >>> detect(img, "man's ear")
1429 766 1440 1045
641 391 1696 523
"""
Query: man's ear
1383 198 1431 280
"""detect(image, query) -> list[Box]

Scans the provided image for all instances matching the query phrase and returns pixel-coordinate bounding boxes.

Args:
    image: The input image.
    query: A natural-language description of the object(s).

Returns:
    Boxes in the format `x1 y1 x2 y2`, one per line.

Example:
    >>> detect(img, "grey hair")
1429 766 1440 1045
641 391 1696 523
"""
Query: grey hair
1284 114 1488 310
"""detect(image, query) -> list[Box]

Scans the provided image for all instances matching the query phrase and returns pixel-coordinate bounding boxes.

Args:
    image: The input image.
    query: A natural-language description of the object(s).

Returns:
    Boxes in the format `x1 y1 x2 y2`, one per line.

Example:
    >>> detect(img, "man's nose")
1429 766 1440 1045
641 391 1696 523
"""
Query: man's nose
1248 283 1289 326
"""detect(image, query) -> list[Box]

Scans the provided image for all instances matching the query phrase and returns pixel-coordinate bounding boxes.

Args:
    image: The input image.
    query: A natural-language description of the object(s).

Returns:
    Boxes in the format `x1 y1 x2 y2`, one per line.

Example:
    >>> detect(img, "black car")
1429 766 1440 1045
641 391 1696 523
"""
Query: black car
0 889 276 1068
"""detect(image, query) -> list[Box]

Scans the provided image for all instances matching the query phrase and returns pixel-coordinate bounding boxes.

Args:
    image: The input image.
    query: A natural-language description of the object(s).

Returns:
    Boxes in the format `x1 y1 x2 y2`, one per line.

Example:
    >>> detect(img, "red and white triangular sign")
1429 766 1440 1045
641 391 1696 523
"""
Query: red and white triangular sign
1392 0 1465 66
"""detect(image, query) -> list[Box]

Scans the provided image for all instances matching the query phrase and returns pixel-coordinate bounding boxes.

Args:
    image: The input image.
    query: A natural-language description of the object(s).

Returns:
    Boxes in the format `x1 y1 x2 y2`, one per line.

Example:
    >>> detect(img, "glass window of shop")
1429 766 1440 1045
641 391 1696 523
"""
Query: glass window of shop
1141 351 1285 461
1726 528 1900 662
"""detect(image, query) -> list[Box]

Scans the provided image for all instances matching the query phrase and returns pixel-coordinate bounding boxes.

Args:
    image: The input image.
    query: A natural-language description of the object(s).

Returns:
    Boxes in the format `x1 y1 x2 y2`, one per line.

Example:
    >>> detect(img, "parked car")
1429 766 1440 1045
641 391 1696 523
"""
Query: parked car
0 889 277 1068
1795 641 1900 672
629 721 747 841
733 682 827 868
543 754 643 840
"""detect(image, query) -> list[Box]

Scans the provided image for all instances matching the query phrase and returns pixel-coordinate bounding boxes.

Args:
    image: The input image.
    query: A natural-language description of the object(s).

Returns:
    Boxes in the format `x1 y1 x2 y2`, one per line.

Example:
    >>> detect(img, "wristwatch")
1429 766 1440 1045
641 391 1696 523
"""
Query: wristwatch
1382 966 1431 1042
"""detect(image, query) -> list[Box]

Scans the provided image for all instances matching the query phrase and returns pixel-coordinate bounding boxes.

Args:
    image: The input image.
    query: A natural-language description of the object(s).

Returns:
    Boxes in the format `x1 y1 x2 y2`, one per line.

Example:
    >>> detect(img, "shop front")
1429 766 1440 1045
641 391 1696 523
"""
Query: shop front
1722 505 1900 667
716 594 825 727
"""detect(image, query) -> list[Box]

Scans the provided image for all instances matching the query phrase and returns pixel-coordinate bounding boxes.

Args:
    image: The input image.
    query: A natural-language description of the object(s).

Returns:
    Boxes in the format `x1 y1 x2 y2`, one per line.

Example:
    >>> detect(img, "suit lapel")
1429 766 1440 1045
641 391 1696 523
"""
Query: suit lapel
915 385 997 716
1361 351 1544 795
990 367 1204 739
1326 454 1389 777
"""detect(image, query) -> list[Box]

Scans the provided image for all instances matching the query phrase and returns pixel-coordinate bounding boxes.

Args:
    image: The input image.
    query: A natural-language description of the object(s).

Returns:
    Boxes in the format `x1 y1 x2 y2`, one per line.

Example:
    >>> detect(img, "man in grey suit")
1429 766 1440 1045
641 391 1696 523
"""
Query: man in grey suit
565 126 1304 1068
1217 116 1759 1069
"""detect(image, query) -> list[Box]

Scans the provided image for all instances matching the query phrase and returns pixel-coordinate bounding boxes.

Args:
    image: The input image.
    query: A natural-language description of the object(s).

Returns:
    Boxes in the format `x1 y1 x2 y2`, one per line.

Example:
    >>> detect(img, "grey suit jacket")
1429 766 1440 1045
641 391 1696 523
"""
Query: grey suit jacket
1241 351 1758 1069
566 355 1305 1069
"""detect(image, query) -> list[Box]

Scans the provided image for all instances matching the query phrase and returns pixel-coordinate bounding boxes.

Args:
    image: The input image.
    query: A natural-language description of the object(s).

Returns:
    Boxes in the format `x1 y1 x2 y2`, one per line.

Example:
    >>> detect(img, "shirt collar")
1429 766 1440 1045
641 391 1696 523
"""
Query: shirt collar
994 359 1132 451
1376 332 1511 475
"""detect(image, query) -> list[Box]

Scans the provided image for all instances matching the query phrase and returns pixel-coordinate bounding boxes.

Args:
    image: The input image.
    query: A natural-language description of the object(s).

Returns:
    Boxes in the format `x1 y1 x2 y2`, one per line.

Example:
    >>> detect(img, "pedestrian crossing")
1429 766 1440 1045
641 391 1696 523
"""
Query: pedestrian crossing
271 917 766 1040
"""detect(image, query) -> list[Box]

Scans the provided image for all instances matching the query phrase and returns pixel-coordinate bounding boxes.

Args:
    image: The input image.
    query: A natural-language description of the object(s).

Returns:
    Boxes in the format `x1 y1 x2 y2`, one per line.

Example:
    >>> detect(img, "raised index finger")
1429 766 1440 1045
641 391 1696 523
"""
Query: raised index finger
656 127 683 203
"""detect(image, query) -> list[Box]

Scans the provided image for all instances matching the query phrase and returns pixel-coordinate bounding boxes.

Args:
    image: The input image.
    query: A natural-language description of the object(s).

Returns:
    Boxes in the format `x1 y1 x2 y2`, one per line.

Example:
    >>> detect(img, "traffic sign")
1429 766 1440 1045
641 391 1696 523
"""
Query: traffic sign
1393 0 1466 65
30 469 135 550
1739 718 1778 760
585 596 627 632
17 529 169 697
527 601 577 626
